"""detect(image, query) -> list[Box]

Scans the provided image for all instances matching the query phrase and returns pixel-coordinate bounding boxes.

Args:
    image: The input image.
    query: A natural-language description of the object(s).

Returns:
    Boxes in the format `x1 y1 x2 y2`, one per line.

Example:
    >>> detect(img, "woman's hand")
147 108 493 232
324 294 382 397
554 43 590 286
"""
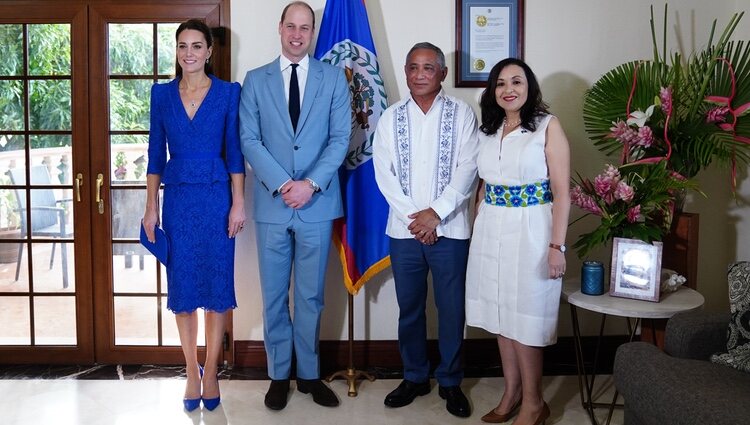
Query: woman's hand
228 203 246 238
142 209 159 243
548 248 566 279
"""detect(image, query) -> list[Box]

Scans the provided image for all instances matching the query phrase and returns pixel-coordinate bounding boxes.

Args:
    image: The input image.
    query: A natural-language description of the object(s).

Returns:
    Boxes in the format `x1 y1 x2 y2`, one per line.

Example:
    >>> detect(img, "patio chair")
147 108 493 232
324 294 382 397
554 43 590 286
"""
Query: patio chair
8 165 73 289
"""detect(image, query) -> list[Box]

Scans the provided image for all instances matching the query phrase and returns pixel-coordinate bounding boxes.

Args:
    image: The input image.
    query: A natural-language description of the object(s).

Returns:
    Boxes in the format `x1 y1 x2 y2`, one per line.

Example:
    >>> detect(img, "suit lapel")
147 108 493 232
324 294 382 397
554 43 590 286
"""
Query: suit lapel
265 58 294 134
296 58 323 133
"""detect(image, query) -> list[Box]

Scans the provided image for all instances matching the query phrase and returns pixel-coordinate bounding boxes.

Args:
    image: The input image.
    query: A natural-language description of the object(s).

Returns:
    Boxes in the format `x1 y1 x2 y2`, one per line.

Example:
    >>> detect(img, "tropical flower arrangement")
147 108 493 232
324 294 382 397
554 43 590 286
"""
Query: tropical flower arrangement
582 6 750 182
570 162 696 258
572 5 750 258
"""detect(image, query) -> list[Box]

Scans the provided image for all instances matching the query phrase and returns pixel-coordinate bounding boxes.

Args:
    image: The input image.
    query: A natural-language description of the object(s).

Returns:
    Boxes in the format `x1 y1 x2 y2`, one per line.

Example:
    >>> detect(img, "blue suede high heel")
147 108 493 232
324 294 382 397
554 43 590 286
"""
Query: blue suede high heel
201 370 221 411
202 394 221 411
183 365 204 412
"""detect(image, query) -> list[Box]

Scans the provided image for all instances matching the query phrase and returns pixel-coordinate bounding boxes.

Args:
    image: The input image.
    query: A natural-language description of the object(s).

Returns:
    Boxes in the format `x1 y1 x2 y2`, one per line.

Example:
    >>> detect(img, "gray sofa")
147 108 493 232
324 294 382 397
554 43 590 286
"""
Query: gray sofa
614 311 750 425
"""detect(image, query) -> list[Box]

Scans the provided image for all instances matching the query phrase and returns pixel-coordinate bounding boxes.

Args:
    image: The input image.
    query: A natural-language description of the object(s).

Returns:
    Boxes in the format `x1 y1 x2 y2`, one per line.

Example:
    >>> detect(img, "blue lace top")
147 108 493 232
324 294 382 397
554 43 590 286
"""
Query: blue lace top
146 74 244 183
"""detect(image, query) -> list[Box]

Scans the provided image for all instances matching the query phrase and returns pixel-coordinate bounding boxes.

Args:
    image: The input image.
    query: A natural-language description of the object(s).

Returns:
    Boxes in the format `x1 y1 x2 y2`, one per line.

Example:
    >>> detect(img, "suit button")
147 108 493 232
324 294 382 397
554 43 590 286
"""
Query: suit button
294 145 300 150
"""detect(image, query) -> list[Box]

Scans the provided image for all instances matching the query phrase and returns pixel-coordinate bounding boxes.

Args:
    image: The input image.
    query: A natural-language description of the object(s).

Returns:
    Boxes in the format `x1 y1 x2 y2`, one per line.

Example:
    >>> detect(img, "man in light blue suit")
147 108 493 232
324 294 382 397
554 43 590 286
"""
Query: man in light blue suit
239 0 350 411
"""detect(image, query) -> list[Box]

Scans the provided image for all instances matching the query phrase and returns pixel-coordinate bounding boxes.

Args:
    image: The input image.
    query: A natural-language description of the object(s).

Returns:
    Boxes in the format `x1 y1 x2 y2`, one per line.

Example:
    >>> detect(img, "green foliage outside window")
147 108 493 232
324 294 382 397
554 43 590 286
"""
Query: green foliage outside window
0 23 179 147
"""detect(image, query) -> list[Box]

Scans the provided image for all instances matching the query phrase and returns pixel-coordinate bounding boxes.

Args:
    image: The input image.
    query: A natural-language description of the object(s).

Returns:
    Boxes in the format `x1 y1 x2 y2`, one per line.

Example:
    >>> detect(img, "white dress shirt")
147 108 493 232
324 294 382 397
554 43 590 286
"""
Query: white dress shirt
279 54 309 107
373 90 479 240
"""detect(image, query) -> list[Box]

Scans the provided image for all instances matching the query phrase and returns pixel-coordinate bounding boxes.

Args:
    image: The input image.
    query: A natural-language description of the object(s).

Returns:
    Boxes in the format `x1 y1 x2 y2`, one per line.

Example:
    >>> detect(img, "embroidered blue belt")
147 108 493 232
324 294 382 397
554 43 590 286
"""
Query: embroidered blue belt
170 152 222 159
485 179 552 207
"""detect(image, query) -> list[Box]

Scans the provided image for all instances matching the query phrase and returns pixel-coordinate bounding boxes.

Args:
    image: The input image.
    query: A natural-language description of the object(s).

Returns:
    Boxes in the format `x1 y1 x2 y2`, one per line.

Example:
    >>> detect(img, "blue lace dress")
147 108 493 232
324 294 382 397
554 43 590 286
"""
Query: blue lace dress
147 75 244 313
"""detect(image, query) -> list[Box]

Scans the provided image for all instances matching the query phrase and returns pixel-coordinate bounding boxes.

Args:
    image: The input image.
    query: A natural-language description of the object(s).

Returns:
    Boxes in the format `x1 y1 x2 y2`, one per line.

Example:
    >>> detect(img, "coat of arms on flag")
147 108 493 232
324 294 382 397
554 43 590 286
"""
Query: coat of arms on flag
319 41 387 170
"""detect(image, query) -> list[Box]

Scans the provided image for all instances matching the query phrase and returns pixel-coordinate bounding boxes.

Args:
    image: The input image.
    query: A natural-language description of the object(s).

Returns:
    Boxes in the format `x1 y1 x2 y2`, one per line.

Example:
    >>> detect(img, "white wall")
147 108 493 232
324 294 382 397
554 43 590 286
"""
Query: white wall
230 0 750 341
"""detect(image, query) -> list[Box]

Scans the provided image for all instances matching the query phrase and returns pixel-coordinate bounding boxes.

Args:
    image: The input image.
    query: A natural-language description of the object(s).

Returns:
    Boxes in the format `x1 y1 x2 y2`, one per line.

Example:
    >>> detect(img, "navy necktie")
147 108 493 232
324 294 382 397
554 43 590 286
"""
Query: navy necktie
289 63 300 132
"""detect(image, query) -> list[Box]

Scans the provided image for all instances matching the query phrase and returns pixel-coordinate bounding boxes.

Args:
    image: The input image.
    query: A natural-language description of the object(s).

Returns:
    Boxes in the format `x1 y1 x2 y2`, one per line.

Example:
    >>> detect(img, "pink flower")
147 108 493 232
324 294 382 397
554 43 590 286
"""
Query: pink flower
614 181 635 202
705 106 730 123
626 205 642 223
608 120 638 145
635 126 654 147
594 165 620 204
660 87 672 114
570 186 602 215
603 164 620 180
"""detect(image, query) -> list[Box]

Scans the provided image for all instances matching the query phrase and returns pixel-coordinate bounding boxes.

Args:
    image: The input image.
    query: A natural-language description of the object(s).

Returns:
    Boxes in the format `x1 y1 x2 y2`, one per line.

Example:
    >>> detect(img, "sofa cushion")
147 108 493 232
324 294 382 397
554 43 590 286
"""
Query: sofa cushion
711 261 750 373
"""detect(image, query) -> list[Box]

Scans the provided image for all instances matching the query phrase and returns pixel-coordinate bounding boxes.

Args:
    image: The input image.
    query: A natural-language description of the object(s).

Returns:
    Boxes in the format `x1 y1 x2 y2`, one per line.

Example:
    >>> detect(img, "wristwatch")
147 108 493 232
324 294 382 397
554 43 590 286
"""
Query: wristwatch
305 178 320 192
549 243 567 253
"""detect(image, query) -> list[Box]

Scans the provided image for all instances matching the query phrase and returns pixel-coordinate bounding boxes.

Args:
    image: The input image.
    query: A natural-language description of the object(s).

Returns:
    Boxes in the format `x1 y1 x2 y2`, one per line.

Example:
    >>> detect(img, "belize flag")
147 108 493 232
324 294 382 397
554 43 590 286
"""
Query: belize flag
314 0 390 295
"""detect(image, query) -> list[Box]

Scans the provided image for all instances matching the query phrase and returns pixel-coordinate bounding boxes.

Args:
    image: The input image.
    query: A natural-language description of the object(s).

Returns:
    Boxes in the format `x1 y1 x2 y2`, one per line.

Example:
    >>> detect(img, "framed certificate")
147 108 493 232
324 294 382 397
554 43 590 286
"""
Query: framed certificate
455 0 524 87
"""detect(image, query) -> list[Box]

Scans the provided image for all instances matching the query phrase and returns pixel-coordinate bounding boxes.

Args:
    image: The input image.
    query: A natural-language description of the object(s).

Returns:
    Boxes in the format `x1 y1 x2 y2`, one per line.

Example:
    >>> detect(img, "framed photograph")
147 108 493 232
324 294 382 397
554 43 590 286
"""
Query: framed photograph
609 237 663 302
455 0 524 87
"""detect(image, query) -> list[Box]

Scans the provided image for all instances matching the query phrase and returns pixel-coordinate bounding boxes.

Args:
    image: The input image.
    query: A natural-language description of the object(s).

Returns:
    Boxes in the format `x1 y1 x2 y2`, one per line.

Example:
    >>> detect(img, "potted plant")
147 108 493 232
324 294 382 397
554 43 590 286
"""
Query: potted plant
572 5 750 258
114 151 128 180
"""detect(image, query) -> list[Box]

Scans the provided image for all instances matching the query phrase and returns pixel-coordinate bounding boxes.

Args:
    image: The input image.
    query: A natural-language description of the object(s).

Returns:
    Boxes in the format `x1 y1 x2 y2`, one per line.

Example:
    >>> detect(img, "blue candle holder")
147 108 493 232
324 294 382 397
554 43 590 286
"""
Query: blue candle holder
581 261 605 295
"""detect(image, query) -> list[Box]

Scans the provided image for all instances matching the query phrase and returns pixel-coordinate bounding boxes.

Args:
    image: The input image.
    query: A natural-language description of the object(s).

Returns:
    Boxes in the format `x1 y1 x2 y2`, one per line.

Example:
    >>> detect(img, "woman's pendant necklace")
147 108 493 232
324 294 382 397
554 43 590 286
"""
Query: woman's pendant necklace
182 80 209 110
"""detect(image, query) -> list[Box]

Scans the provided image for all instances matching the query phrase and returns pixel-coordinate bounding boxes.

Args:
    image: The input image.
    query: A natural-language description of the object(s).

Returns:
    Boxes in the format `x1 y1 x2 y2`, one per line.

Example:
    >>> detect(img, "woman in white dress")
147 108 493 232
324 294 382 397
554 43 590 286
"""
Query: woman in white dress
465 58 570 425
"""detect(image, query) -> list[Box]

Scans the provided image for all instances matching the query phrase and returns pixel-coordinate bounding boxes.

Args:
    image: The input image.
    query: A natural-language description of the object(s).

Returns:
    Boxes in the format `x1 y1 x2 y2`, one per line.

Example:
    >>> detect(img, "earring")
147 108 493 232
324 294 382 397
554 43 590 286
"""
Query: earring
206 58 210 63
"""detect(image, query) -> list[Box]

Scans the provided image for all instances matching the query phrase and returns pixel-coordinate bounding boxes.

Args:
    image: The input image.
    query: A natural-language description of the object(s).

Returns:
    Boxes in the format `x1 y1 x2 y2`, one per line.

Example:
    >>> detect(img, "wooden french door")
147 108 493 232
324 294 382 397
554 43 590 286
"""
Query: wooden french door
0 0 232 365
0 4 92 363
89 2 232 365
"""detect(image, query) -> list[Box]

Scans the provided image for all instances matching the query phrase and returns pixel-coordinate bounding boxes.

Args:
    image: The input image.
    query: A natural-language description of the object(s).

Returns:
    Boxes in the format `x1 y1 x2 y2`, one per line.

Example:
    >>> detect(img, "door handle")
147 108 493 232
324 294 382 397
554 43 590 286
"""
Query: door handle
95 173 104 214
75 173 83 202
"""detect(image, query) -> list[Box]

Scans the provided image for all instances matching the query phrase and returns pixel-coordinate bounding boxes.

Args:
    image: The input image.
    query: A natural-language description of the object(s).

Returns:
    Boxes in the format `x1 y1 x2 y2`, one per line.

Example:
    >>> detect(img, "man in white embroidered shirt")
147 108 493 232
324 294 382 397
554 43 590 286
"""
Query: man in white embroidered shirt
373 42 479 418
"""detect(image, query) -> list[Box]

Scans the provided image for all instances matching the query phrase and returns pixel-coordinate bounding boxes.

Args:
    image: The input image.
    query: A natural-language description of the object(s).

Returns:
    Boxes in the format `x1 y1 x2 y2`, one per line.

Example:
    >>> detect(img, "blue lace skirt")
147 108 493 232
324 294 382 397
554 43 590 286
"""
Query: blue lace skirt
162 181 237 313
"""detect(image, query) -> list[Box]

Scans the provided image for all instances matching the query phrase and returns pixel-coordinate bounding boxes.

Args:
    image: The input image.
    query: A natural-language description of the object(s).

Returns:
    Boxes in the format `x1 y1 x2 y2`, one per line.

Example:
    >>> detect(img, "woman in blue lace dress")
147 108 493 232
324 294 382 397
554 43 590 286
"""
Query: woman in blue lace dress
142 19 245 412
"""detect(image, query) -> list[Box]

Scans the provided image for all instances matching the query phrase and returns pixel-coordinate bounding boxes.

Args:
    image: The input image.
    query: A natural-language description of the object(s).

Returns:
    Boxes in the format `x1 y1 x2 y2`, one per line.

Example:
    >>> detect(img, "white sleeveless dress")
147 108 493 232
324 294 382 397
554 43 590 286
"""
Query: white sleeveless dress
465 114 561 347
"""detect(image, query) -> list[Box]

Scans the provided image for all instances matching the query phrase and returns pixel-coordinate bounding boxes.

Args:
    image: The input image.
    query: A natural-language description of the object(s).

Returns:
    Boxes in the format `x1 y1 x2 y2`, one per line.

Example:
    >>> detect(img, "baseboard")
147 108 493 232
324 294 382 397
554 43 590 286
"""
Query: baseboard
234 335 629 377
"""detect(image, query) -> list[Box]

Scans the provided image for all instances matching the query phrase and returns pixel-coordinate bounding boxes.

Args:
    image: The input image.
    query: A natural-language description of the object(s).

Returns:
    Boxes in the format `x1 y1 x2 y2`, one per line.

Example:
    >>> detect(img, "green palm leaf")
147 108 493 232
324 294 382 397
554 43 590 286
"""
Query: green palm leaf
582 11 750 179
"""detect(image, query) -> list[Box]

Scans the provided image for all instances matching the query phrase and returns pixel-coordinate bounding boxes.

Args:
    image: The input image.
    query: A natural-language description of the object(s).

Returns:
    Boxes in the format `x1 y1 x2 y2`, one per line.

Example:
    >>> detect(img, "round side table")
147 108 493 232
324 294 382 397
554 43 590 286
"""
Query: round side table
561 279 704 425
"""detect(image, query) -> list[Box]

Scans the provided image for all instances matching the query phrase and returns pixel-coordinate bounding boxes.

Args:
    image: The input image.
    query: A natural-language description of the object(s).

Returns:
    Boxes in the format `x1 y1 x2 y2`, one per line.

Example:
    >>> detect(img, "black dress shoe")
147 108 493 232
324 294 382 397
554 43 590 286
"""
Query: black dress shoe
439 385 471 418
384 379 431 408
296 379 339 407
264 379 290 410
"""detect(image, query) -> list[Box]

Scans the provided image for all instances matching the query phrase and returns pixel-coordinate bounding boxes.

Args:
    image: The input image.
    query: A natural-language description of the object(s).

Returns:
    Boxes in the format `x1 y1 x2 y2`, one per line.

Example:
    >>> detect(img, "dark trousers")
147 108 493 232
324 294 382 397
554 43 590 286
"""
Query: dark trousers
389 236 470 387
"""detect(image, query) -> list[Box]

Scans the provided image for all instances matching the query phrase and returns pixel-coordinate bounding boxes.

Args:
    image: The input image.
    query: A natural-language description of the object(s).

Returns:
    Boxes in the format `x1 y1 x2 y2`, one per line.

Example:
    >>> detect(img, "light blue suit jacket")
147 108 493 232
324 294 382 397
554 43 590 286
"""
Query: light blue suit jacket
239 56 351 224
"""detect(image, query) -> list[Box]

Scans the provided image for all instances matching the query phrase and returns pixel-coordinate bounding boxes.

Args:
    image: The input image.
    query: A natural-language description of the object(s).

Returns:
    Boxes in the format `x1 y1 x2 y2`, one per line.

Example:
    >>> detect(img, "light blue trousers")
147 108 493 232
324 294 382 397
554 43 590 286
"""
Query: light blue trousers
256 216 333 380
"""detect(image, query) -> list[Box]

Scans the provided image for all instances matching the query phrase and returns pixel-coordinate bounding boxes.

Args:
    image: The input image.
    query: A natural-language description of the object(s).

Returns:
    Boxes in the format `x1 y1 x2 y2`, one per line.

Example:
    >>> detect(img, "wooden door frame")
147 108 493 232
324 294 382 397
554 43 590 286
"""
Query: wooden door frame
88 0 233 365
0 4 94 364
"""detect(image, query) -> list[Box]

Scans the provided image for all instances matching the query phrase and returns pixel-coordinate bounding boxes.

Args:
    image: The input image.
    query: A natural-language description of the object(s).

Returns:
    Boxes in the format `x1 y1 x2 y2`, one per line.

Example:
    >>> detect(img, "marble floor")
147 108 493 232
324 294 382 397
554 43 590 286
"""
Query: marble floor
0 374 624 425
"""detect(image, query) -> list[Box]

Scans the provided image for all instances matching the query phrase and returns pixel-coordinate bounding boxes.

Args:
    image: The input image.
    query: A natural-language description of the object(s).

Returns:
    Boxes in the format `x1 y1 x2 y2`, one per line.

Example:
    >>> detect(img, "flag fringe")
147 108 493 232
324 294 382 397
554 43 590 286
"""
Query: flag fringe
333 232 391 295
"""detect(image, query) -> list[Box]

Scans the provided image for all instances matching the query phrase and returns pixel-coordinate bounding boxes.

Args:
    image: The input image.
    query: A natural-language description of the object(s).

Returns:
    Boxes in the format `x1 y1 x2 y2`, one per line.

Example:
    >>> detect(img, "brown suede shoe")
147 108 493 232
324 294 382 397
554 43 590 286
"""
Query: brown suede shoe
481 398 522 423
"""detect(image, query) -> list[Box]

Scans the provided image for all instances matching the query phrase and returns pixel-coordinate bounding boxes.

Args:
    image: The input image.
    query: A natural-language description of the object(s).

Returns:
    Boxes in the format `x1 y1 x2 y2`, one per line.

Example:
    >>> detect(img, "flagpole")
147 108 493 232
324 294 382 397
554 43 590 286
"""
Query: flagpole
325 292 375 396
